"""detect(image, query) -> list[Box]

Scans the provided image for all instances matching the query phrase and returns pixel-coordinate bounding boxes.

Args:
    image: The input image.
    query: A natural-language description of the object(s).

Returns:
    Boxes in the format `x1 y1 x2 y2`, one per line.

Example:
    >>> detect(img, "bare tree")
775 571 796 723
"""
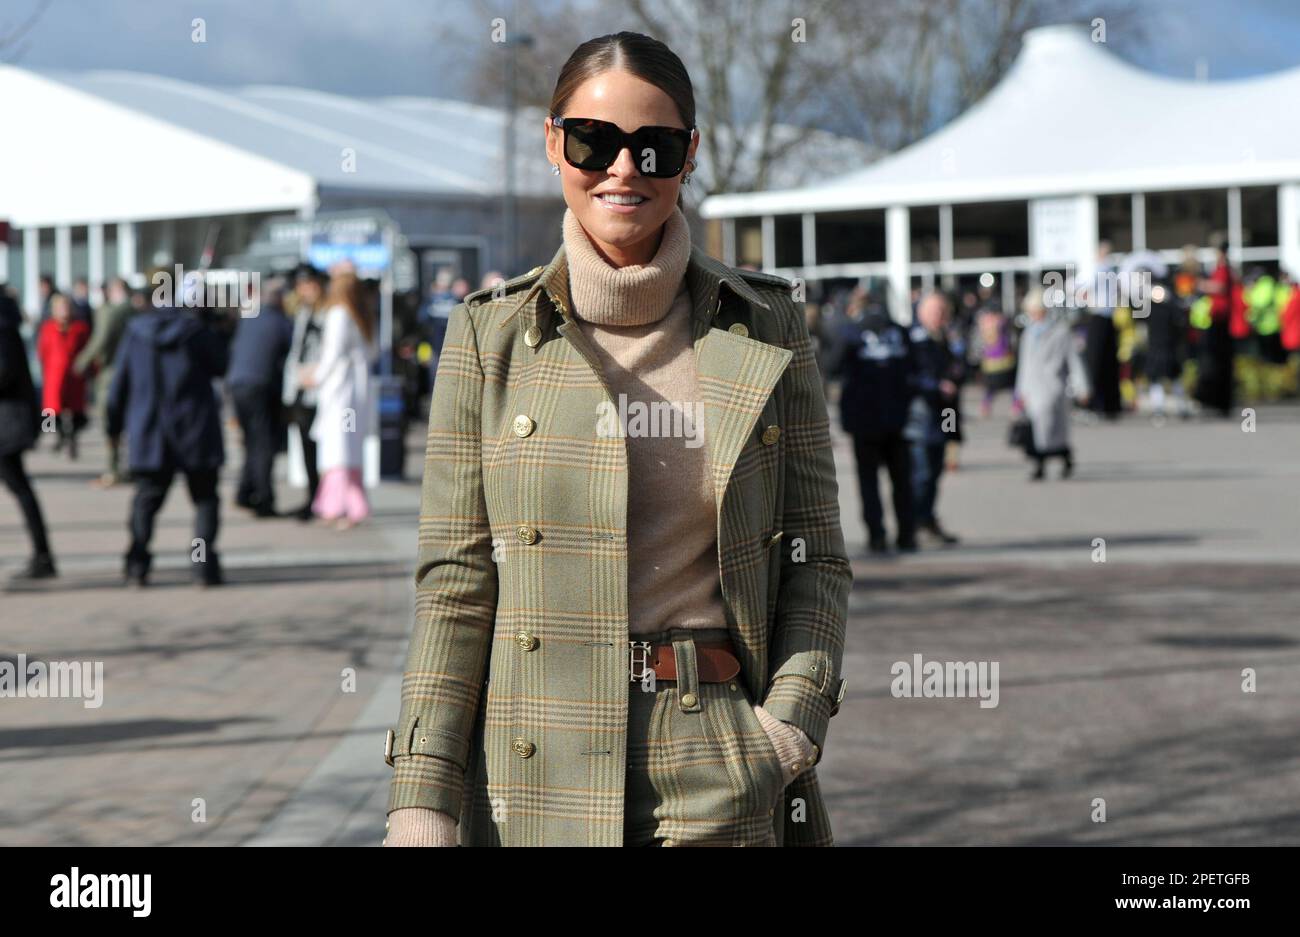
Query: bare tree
0 0 51 64
461 0 1148 194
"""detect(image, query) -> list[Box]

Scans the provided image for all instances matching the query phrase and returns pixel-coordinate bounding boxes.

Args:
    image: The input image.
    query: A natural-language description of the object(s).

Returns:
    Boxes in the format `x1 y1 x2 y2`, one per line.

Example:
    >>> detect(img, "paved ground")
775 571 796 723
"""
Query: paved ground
2 393 1298 845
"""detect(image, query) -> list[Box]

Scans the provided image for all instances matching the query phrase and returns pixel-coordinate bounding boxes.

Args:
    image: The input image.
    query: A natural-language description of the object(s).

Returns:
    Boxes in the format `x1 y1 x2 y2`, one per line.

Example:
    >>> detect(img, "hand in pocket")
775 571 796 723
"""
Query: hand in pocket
751 704 817 788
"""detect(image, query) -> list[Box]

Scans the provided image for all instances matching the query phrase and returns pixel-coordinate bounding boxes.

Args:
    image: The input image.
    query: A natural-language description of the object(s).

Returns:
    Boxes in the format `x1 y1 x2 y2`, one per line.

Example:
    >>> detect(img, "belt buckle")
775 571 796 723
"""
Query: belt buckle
628 640 653 683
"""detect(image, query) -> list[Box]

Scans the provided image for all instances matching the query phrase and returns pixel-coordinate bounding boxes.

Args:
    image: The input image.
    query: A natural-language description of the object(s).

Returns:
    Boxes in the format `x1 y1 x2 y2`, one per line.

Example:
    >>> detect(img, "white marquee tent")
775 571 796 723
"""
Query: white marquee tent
700 24 1300 318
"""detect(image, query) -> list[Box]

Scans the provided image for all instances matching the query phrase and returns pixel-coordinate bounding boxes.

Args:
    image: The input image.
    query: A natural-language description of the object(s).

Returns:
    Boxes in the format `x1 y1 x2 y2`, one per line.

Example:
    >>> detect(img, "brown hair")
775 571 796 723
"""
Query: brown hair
549 32 695 130
326 271 374 344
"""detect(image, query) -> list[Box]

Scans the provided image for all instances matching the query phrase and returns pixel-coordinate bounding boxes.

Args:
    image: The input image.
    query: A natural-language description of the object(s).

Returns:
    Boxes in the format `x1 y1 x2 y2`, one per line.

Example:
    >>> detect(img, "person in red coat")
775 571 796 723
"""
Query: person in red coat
36 293 91 459
1282 276 1300 356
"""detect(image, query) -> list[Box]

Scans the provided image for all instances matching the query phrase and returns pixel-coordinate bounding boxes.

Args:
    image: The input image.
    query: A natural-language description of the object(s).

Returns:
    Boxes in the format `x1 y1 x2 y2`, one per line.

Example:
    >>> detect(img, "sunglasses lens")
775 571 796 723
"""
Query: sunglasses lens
564 120 621 170
635 129 689 178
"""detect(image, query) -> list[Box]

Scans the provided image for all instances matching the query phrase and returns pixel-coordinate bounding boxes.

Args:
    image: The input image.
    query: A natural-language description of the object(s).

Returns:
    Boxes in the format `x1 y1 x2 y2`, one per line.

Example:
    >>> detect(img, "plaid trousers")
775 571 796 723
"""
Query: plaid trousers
624 628 787 847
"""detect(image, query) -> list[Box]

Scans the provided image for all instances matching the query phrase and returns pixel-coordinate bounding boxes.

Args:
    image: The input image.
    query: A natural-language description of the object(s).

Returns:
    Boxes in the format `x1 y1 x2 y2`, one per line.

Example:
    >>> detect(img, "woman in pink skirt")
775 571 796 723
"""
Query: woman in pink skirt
300 270 375 529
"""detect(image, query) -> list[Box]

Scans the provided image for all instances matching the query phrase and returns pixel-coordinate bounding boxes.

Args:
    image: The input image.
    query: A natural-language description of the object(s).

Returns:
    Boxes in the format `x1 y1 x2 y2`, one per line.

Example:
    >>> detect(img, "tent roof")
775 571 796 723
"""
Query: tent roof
701 24 1300 218
0 65 555 227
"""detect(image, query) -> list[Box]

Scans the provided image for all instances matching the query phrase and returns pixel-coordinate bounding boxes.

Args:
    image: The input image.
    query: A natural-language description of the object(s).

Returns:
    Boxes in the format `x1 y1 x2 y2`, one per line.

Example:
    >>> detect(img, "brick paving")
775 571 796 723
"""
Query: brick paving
2 396 1298 845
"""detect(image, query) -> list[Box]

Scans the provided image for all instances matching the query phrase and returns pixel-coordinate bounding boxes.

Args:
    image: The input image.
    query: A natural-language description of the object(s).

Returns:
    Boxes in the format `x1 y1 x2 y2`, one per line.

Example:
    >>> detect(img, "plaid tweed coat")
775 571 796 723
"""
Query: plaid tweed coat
386 240 851 846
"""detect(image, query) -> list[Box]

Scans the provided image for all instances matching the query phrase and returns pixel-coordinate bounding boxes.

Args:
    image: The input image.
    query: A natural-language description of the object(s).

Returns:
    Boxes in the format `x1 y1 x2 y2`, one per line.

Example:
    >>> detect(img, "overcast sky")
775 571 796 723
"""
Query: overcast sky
5 0 1299 101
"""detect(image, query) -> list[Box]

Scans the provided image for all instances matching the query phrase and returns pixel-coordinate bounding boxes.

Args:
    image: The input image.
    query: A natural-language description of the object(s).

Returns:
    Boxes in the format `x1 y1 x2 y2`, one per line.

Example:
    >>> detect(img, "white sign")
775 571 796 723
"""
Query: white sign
1031 197 1081 264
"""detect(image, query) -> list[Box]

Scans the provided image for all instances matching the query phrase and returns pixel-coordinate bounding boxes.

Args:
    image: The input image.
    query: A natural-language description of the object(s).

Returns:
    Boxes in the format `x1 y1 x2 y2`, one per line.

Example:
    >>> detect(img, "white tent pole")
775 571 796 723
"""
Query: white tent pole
23 227 40 319
938 204 954 290
885 205 910 324
55 224 72 291
722 218 736 267
1075 194 1099 284
88 222 105 303
801 212 816 269
1131 193 1146 252
1227 187 1243 268
1280 184 1300 277
761 215 775 271
116 222 139 282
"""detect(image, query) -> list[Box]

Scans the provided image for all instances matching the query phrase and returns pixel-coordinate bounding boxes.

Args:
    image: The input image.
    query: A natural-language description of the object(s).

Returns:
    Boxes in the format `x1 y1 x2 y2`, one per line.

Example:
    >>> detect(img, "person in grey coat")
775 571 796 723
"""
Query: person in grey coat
1015 288 1091 480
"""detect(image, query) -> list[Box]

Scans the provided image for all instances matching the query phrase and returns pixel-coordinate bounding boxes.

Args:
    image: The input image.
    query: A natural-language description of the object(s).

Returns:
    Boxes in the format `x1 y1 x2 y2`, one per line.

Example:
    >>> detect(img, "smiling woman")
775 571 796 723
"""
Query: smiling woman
383 31 850 848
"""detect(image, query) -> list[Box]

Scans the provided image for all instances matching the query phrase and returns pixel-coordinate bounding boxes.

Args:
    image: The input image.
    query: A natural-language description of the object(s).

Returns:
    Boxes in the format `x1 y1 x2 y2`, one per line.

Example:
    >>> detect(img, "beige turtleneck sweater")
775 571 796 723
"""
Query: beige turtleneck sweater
385 206 814 847
562 205 727 636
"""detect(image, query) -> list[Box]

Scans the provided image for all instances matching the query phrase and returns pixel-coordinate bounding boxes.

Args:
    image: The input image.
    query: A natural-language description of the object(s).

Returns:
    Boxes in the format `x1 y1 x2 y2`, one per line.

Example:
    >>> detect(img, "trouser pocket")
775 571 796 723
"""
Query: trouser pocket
628 630 781 846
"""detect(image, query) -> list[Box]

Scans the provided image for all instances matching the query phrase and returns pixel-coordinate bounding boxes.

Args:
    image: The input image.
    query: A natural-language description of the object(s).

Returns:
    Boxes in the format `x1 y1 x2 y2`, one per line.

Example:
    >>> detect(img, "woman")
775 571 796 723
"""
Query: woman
383 32 850 847
1015 289 1090 480
303 269 374 529
36 293 90 460
976 306 1015 419
0 290 57 579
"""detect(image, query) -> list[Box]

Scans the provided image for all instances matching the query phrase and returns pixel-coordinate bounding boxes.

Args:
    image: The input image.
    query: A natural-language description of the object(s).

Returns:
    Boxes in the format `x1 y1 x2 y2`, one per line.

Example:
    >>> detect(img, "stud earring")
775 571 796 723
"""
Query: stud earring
551 163 560 175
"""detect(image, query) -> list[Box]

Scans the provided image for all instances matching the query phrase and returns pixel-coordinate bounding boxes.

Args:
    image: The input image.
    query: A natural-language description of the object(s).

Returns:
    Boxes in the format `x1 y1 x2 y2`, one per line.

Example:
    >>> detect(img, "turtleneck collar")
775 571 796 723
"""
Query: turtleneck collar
562 204 691 327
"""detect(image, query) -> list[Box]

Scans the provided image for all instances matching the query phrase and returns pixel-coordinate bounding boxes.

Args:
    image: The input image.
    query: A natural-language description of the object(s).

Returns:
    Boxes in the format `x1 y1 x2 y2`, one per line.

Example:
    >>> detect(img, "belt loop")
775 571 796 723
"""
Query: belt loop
670 628 701 713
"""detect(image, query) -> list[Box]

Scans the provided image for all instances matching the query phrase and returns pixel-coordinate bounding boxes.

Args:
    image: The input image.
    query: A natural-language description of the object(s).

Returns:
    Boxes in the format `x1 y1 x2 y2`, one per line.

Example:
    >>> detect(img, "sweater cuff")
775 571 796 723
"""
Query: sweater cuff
759 674 835 759
384 807 458 847
753 703 818 787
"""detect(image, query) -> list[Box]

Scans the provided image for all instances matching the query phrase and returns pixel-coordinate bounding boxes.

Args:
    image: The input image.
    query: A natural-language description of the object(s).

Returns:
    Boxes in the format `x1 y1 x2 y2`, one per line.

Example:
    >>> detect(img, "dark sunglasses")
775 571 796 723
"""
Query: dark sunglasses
550 116 694 178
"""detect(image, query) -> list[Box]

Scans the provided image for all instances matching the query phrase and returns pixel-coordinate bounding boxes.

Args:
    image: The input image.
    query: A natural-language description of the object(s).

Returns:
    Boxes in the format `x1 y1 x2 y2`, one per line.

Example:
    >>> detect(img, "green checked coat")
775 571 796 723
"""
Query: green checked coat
386 240 851 846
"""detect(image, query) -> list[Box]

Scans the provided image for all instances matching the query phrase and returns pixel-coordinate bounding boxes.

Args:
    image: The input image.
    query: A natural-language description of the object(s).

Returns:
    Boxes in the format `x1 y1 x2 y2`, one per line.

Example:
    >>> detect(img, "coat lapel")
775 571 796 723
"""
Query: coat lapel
514 242 792 521
685 247 793 511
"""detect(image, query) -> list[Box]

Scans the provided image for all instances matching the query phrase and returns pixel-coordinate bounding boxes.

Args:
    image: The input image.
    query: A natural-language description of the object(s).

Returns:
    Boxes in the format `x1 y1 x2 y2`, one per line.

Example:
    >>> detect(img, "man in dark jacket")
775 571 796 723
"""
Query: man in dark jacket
0 290 57 579
227 280 293 517
904 291 964 546
107 273 229 586
838 298 917 553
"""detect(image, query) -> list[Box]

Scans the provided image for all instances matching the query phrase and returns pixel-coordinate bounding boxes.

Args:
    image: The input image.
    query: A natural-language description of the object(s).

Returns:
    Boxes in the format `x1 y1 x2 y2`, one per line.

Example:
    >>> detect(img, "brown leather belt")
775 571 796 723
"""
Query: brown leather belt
628 639 741 683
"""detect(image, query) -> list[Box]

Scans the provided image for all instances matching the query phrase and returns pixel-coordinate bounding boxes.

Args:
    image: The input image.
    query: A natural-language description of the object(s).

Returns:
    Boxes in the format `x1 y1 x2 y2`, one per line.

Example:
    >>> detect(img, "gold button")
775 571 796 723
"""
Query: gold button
512 414 535 437
516 525 538 544
761 425 781 446
680 692 697 707
728 322 749 337
768 808 775 816
790 762 801 775
523 325 542 348
515 631 538 651
805 754 816 766
553 297 567 317
662 838 674 847
512 738 535 758
728 682 738 691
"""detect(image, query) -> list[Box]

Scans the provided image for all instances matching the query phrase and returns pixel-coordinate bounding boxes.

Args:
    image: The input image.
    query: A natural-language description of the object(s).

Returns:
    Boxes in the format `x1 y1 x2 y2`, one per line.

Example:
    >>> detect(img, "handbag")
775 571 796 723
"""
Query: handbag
1007 417 1033 452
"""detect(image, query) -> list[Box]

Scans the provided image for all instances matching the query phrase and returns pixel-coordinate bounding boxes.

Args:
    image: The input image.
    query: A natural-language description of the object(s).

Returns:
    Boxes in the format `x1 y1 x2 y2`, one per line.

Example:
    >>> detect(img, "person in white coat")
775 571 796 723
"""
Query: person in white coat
1015 288 1091 481
299 270 375 528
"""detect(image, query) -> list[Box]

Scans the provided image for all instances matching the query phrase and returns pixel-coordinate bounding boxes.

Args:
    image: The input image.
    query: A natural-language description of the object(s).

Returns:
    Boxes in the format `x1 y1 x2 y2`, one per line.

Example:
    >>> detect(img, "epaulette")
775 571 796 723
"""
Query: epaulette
464 265 545 307
736 267 794 290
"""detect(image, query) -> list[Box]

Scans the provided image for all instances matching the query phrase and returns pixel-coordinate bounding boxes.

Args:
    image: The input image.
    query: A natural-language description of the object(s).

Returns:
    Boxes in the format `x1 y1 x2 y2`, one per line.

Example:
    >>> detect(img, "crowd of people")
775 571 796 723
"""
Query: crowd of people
6 238 1297 578
0 261 379 585
812 237 1300 556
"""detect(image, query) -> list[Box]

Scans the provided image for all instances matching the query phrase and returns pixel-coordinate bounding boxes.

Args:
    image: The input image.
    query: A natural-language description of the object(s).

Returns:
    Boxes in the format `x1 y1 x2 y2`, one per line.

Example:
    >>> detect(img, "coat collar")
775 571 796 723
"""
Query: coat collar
502 239 771 336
